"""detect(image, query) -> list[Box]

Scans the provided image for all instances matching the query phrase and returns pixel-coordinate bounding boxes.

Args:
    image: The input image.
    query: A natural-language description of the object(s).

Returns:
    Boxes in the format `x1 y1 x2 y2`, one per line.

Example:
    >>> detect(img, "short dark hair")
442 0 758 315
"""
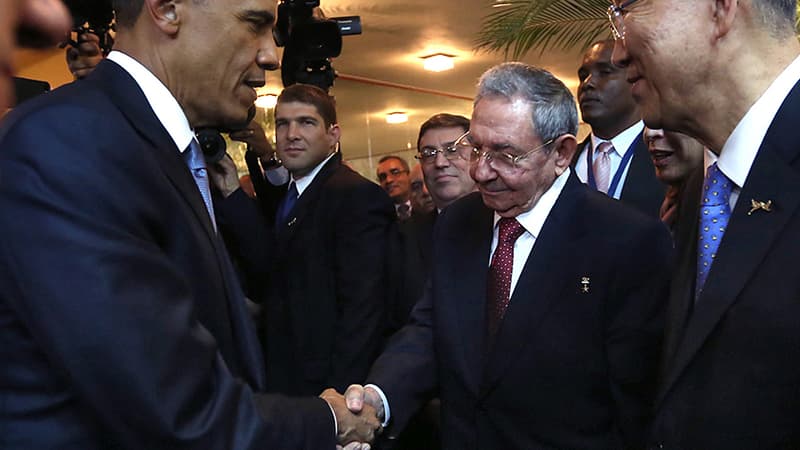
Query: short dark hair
112 0 144 28
378 155 409 172
753 0 797 38
416 113 470 151
277 84 337 127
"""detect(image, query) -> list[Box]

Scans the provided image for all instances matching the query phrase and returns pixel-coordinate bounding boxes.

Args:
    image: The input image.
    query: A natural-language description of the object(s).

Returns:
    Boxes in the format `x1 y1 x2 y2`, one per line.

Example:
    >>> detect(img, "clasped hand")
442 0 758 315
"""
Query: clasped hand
320 385 385 450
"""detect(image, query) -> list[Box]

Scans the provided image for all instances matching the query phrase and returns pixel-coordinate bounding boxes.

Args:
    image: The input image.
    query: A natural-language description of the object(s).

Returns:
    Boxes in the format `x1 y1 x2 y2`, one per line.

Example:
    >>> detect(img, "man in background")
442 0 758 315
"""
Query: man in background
574 39 663 217
377 155 413 220
408 163 434 215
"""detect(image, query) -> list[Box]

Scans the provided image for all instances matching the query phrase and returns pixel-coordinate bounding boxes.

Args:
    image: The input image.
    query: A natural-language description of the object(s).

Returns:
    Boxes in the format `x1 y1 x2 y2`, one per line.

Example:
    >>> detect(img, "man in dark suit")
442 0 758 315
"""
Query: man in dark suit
0 0 379 448
219 84 396 397
345 62 672 450
612 0 800 448
574 39 664 218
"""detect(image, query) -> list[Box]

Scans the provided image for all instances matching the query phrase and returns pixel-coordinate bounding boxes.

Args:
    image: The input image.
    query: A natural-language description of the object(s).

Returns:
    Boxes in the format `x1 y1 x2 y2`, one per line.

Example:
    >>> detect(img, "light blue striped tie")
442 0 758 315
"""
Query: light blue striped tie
184 138 217 232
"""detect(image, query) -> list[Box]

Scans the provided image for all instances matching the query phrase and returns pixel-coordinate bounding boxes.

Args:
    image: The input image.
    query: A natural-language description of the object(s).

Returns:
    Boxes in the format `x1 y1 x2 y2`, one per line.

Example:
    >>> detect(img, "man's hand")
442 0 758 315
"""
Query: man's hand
344 384 385 422
207 154 241 198
66 32 103 80
229 122 282 169
320 388 382 448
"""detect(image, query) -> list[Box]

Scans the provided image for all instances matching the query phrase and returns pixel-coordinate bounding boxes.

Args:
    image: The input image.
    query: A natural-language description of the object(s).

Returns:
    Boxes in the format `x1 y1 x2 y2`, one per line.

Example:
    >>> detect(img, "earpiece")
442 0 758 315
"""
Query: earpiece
165 10 176 21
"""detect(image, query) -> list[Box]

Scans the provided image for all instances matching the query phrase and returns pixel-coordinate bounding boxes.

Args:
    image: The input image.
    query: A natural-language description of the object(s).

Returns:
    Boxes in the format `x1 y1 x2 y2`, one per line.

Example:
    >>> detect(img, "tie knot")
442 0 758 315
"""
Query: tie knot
184 139 207 171
497 217 525 244
595 141 614 155
702 163 733 206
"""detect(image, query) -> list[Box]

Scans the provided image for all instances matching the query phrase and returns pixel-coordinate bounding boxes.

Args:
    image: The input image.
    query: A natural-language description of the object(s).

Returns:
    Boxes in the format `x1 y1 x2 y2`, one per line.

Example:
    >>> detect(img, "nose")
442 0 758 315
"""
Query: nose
433 151 451 168
257 33 280 71
469 155 495 184
579 73 594 92
611 38 630 68
643 127 664 145
286 121 301 140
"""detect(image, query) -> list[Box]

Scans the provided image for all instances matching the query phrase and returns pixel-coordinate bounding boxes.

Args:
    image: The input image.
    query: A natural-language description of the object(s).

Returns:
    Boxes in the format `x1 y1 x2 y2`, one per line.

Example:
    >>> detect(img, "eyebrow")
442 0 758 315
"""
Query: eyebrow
239 10 276 25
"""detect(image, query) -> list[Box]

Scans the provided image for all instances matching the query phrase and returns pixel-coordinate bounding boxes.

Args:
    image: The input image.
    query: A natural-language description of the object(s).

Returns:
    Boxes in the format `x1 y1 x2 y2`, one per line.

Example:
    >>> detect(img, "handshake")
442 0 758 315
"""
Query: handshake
320 384 386 450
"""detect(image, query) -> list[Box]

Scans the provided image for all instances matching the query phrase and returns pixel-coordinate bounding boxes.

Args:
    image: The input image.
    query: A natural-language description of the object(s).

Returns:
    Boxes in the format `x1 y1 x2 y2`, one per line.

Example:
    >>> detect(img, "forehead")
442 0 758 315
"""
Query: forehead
581 42 614 67
471 96 535 142
420 126 466 146
378 159 404 171
275 101 322 119
410 166 424 180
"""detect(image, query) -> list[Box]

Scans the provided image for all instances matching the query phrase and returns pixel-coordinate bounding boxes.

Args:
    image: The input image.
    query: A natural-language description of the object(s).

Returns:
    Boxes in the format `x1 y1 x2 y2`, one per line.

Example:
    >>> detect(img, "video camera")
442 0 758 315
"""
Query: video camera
275 0 361 92
62 0 115 55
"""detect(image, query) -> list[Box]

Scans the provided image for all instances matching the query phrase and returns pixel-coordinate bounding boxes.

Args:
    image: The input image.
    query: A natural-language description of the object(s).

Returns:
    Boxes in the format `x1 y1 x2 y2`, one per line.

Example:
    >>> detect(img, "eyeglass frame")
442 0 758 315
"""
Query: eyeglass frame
414 141 470 164
607 0 642 41
376 167 409 182
455 130 557 172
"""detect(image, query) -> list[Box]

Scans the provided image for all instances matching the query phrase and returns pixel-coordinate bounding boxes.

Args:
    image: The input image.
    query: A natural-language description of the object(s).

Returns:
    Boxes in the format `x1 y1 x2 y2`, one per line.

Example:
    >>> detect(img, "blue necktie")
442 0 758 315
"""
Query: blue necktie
276 182 298 225
696 162 732 298
183 138 217 232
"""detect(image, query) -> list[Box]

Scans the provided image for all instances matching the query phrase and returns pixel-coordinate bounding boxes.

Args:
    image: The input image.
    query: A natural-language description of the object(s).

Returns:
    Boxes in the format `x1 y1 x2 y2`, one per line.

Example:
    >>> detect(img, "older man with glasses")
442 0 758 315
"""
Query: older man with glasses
342 62 672 450
608 0 800 448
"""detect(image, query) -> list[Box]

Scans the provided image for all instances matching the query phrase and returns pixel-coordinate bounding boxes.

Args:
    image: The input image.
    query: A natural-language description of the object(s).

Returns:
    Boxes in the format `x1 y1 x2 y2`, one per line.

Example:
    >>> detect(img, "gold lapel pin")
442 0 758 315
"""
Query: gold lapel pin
747 199 773 215
580 277 590 294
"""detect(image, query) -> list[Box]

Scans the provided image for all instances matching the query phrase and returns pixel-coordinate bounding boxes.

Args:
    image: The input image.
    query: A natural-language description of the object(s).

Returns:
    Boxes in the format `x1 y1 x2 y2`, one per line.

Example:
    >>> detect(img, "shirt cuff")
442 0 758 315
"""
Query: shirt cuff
365 384 391 427
325 399 338 436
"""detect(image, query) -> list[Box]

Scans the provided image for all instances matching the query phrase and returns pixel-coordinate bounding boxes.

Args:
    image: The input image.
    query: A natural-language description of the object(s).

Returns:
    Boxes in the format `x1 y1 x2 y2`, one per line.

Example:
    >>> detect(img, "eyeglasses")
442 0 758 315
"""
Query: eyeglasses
454 131 555 174
377 167 409 182
414 142 470 164
607 0 642 41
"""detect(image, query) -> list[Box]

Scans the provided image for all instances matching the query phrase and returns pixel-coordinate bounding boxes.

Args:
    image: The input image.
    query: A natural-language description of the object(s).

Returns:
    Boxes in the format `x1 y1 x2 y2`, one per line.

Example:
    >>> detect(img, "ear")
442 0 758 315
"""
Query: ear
327 123 342 150
551 134 577 176
144 0 180 35
711 0 738 40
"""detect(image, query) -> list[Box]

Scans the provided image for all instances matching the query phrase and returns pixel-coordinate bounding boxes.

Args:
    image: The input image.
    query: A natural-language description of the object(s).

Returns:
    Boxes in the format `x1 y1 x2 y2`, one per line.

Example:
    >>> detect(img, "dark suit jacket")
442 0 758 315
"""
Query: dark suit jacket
574 134 665 218
650 80 800 449
392 208 437 332
0 60 333 449
222 153 397 396
368 175 672 450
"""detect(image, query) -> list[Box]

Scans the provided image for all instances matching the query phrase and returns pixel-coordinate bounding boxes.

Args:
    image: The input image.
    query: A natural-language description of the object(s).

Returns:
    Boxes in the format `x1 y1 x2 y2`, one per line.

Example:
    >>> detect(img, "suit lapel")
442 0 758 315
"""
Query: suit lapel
275 153 341 256
658 80 800 405
481 175 586 394
447 199 494 394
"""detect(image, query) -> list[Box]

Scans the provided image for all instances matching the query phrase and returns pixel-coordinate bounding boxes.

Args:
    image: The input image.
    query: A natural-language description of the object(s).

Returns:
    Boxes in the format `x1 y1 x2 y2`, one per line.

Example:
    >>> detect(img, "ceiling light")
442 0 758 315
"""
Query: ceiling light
421 53 455 72
492 0 512 6
385 112 408 124
255 94 278 109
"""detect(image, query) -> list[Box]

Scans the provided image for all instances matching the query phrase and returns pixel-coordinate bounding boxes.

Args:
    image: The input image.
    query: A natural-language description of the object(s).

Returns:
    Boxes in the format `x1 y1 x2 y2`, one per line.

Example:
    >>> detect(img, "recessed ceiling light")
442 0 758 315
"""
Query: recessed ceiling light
492 2 512 7
255 94 277 109
421 53 455 72
386 112 408 124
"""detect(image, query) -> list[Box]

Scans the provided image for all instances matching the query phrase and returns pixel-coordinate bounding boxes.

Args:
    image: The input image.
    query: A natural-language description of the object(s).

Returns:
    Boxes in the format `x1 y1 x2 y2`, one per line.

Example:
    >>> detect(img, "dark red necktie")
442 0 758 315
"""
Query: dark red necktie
487 217 526 337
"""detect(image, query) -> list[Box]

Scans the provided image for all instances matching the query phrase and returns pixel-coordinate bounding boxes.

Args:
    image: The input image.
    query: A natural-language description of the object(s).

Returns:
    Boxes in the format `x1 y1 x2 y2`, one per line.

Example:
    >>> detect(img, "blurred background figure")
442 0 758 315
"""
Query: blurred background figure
65 30 104 80
643 127 704 228
408 163 434 215
0 0 71 108
377 155 412 220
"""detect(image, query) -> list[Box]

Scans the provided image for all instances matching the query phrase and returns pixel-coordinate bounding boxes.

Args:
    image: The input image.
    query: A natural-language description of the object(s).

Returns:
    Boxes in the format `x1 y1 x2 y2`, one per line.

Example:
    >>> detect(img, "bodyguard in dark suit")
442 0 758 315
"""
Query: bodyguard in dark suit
574 39 664 218
345 63 672 450
0 0 379 448
612 0 800 447
221 84 396 397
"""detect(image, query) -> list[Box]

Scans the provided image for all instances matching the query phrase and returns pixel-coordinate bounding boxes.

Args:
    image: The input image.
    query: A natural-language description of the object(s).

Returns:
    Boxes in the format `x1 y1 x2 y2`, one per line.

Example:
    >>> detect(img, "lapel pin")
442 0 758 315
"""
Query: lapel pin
747 199 773 215
287 217 297 227
580 277 590 294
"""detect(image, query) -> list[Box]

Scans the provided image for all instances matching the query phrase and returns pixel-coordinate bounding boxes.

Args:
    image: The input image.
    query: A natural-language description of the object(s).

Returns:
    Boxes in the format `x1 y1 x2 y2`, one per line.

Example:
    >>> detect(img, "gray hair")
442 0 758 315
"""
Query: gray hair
752 0 797 38
475 62 578 145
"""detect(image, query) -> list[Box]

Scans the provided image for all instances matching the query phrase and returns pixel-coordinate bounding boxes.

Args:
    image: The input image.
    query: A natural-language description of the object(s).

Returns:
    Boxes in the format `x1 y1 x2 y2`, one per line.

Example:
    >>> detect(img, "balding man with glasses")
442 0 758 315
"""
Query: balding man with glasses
342 62 673 450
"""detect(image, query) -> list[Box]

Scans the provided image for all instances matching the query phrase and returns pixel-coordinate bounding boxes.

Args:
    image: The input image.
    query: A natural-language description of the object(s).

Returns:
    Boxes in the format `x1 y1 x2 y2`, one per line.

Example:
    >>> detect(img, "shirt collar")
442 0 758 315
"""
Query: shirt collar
106 51 194 152
590 120 643 156
291 151 337 196
718 53 800 188
493 167 571 239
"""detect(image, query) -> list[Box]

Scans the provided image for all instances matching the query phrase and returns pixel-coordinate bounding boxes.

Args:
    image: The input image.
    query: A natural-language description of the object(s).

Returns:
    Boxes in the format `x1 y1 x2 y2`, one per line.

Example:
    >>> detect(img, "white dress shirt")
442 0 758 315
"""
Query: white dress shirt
574 121 644 199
